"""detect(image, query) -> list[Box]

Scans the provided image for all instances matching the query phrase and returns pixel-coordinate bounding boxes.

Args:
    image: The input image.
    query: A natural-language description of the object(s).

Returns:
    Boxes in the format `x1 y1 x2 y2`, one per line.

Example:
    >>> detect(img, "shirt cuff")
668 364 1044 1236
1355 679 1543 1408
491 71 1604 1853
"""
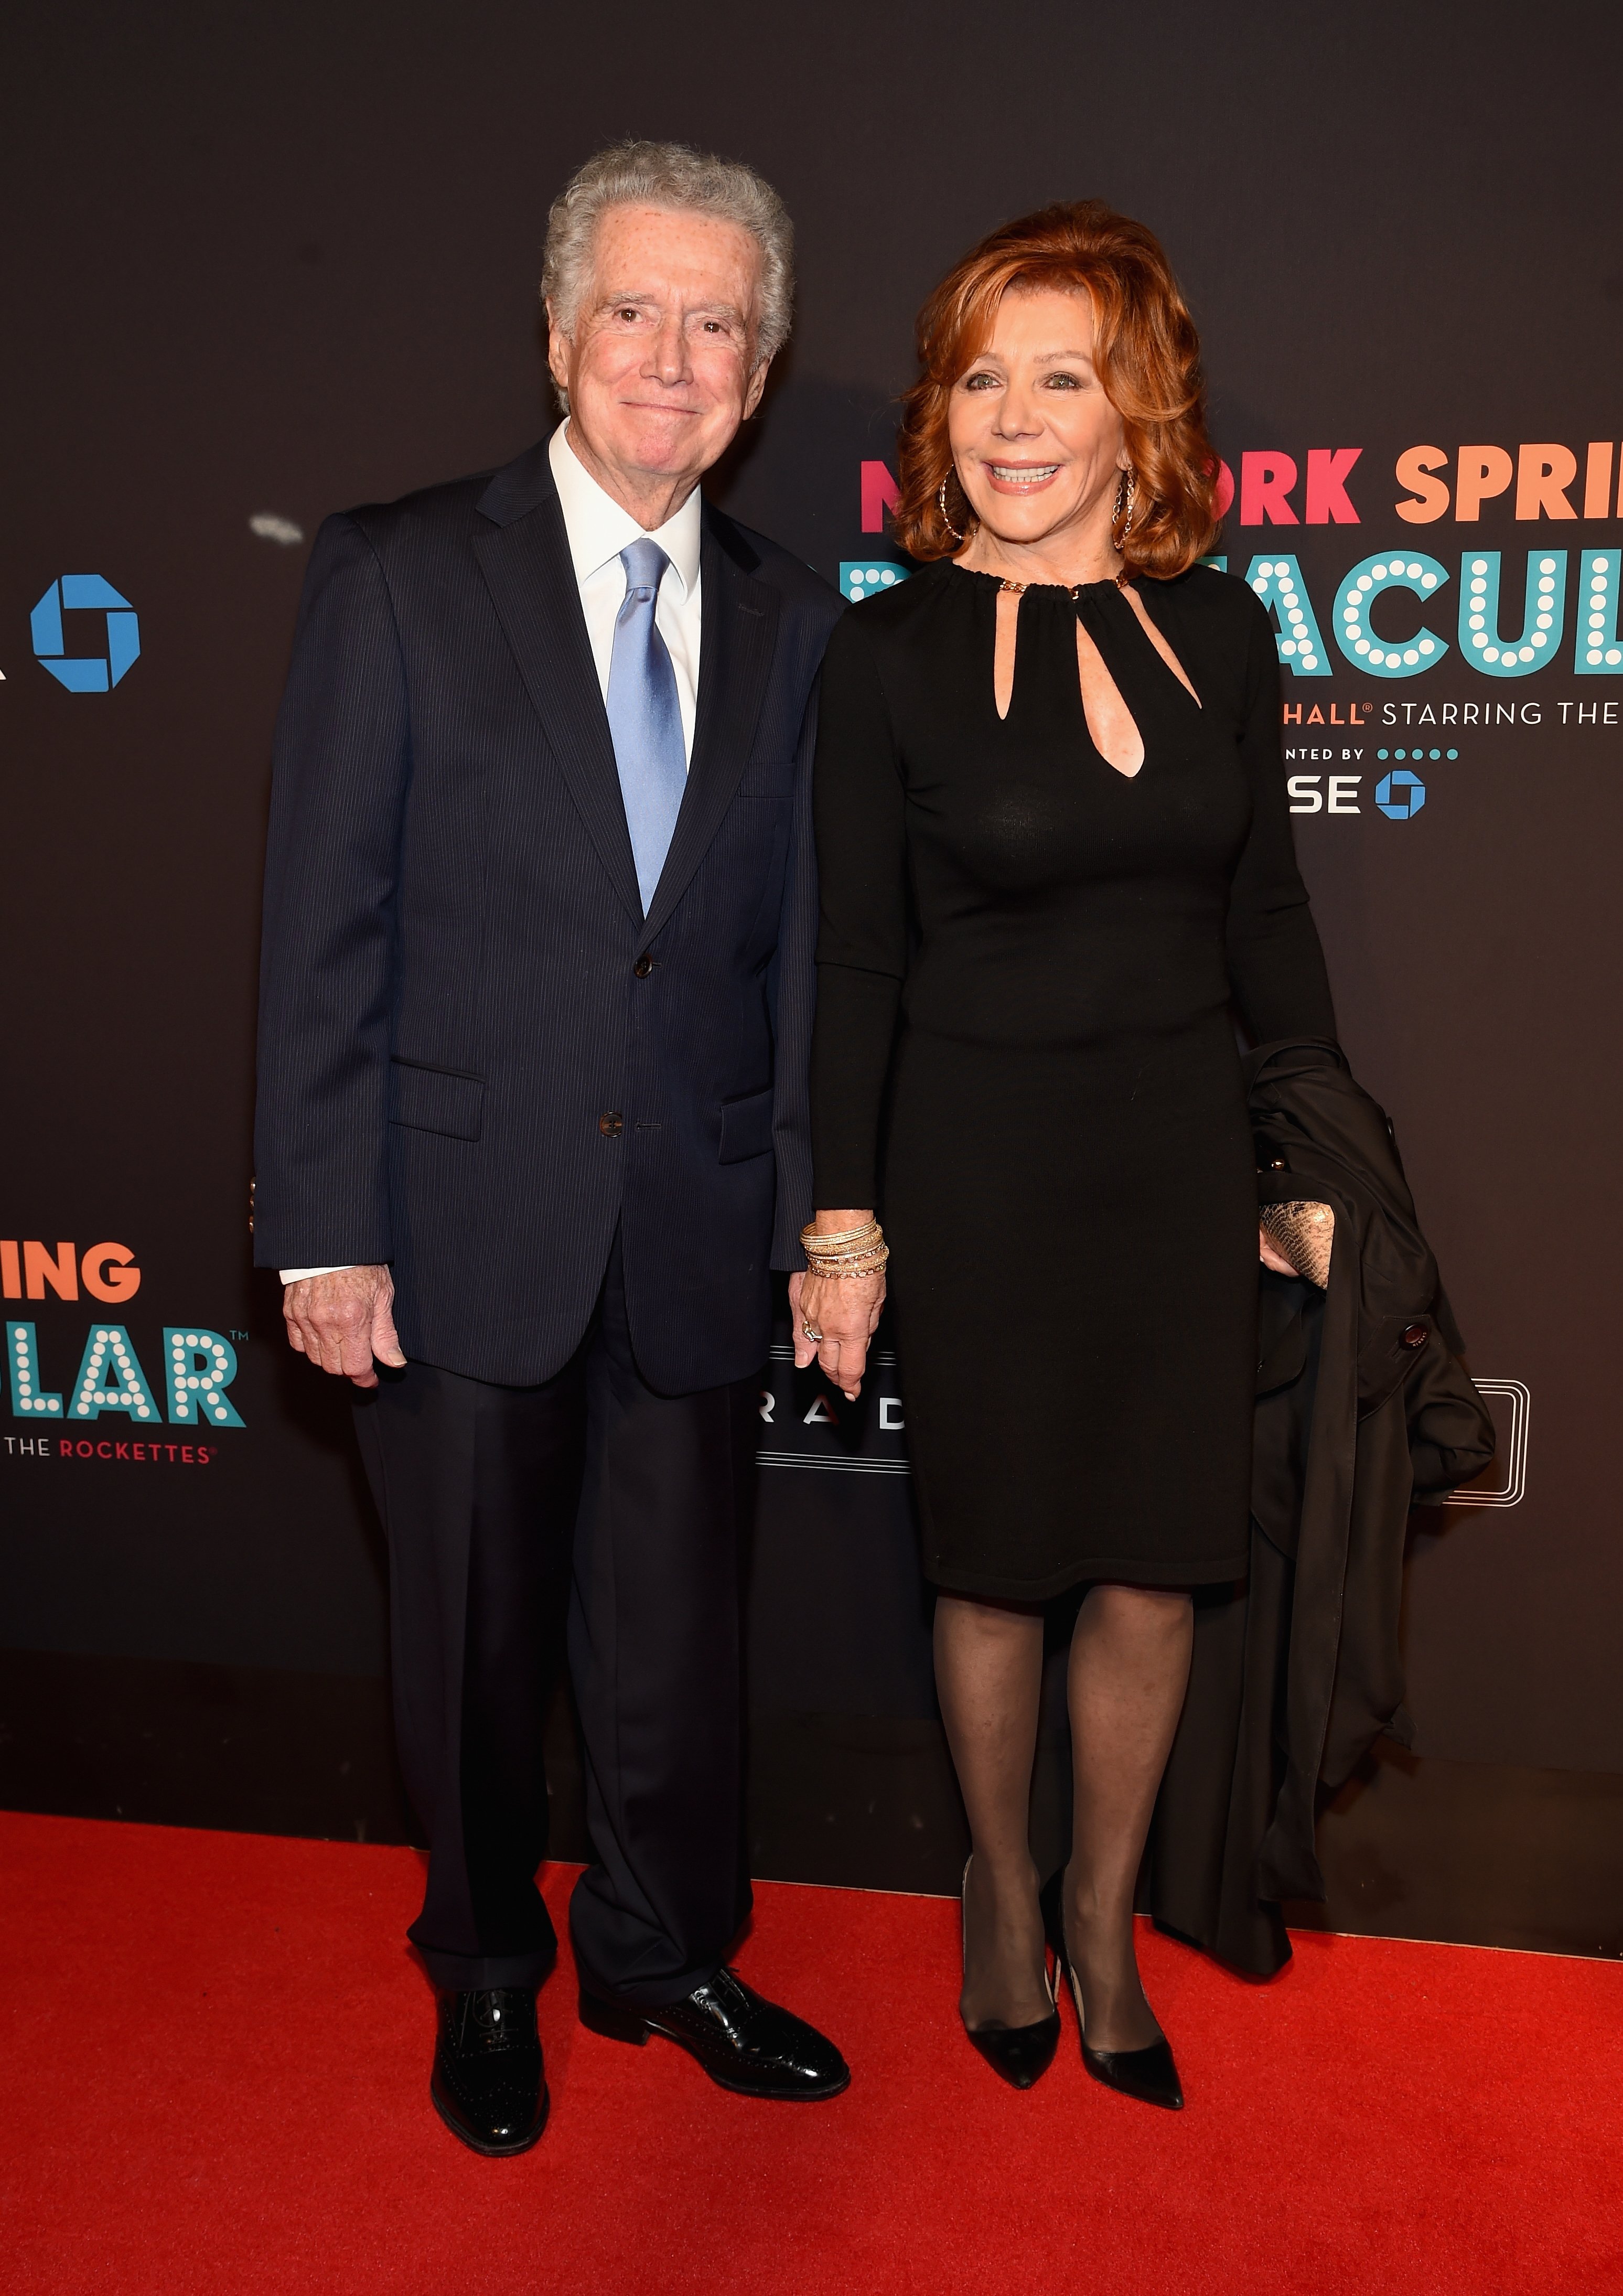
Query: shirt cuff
279 1265 356 1283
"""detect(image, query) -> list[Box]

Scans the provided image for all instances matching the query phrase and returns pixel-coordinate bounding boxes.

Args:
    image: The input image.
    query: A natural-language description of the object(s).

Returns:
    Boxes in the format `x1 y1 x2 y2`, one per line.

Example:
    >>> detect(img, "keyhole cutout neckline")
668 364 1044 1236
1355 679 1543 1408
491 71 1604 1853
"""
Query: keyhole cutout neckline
953 563 1202 779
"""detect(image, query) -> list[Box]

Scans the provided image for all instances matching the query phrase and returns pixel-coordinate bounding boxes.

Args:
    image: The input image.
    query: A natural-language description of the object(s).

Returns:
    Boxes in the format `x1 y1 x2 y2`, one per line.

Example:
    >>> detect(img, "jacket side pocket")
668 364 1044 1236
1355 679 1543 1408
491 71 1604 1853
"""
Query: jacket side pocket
389 1059 485 1141
718 1084 775 1164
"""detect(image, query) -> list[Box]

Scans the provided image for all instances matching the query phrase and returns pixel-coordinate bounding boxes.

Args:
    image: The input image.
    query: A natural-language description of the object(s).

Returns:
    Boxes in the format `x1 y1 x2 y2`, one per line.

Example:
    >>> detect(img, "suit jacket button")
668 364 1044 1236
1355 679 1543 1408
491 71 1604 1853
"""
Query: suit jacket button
1400 1322 1428 1349
599 1112 624 1137
633 954 654 978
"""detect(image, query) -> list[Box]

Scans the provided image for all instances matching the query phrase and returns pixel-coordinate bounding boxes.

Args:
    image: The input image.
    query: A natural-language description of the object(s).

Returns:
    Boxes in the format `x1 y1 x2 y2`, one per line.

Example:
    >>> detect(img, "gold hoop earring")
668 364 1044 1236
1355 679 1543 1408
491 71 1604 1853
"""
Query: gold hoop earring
1114 467 1138 546
938 473 964 544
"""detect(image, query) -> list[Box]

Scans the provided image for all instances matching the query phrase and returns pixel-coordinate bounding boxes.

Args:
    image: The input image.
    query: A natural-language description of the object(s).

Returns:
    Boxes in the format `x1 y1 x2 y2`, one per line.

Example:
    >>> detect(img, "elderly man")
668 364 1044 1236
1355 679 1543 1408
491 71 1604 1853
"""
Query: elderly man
255 141 846 2151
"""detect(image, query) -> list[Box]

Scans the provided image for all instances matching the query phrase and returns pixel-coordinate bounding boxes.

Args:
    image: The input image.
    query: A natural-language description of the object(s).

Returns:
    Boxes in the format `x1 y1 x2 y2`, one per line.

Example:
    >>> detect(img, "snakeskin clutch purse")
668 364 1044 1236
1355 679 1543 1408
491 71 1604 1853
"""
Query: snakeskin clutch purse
1260 1199 1335 1288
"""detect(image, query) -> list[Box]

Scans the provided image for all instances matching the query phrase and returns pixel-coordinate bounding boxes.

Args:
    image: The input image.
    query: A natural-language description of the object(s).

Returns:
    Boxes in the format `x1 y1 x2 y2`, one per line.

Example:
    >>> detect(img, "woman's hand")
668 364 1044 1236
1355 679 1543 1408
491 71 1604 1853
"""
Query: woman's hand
1259 1224 1299 1276
790 1208 888 1399
791 1268 887 1400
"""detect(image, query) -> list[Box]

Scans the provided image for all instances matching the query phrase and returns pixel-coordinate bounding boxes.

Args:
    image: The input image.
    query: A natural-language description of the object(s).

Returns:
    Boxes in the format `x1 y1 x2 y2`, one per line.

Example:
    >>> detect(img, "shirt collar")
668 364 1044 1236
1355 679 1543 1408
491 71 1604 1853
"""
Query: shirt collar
548 421 702 600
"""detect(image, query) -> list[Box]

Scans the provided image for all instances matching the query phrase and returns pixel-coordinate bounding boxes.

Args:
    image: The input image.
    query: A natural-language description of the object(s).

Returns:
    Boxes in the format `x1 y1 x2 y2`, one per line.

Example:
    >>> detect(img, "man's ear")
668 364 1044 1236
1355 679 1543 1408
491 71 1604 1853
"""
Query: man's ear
544 300 573 396
742 355 775 422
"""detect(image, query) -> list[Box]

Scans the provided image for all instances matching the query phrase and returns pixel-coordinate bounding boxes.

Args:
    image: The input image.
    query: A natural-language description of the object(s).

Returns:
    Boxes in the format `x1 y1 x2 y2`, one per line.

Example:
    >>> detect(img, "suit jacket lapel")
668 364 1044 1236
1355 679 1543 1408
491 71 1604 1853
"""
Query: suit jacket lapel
472 456 643 925
640 513 780 944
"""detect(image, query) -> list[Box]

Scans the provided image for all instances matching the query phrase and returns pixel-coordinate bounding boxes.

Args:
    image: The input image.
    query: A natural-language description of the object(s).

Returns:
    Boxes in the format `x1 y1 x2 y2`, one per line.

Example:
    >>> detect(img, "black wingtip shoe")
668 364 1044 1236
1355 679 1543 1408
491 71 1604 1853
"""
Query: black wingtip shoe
579 1967 850 2100
430 1987 549 2154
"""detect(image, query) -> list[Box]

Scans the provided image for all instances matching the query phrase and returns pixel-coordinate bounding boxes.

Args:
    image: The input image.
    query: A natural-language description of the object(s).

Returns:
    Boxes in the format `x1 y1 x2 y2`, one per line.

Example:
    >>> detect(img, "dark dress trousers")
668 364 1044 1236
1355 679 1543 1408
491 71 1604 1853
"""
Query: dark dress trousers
254 441 843 1999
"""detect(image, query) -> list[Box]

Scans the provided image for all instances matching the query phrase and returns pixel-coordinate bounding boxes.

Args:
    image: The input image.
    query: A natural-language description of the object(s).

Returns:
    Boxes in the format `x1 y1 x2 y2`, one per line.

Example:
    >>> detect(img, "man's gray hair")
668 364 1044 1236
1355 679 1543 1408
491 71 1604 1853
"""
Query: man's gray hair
542 139 794 376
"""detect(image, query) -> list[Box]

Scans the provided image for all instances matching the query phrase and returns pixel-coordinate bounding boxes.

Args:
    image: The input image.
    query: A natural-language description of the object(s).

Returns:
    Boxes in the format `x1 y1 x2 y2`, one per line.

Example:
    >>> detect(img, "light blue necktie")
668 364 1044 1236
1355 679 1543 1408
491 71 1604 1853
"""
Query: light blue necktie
606 538 686 915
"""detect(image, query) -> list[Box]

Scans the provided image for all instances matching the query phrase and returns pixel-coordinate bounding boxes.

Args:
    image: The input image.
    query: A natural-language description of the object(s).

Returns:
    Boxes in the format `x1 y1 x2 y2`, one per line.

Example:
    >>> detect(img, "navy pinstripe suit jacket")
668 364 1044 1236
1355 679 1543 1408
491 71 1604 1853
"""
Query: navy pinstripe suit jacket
254 439 844 1393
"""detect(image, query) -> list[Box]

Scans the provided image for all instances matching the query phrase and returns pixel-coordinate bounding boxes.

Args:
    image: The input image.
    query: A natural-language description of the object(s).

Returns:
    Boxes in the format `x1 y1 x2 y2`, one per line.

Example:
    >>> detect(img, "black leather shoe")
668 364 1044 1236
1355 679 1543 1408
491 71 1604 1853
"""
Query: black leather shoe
430 1987 549 2154
579 1967 849 2099
1076 2020 1185 2112
960 1858 1061 2091
965 2009 1063 2090
1040 1872 1184 2111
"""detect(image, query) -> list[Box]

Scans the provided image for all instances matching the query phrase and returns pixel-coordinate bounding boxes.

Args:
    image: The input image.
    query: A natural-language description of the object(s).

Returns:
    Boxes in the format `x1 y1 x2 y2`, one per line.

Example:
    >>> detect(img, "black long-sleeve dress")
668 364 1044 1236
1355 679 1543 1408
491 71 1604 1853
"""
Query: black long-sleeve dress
809 560 1336 1600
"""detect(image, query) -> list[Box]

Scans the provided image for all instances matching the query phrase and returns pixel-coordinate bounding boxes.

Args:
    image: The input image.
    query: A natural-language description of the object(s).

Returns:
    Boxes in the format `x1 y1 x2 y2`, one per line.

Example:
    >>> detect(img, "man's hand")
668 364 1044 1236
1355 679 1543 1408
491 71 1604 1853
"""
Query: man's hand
283 1265 405 1390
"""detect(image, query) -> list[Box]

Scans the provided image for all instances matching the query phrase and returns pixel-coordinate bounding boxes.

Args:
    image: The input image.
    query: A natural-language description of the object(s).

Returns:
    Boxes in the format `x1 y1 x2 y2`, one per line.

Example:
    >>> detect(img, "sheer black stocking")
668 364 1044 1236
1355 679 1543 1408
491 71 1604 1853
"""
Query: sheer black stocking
1059 1583 1193 2053
932 1594 1050 2030
934 1581 1194 2047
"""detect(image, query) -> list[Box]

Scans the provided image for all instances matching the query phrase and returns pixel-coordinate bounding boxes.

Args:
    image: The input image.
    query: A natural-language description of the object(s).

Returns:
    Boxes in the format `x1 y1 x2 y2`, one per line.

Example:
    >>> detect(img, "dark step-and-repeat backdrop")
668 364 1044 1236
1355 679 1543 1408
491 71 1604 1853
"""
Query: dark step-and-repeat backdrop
4 3 1620 1957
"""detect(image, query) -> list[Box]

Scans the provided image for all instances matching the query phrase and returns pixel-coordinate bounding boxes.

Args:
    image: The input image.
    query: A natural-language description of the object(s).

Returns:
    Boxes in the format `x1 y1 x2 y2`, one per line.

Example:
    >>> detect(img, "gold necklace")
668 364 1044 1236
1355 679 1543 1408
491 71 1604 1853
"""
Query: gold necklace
997 568 1132 596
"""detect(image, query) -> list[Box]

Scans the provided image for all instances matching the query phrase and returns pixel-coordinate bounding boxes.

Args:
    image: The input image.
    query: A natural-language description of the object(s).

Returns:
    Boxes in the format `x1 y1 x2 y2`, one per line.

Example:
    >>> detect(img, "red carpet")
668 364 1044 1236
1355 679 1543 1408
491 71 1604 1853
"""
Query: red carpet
2 1812 1619 2294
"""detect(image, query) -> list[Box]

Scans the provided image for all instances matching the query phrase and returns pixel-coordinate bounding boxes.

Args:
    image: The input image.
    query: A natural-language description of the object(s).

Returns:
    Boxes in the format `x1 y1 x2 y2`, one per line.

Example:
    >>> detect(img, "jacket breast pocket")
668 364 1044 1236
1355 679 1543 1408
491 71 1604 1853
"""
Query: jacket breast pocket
718 1085 775 1164
389 1058 485 1141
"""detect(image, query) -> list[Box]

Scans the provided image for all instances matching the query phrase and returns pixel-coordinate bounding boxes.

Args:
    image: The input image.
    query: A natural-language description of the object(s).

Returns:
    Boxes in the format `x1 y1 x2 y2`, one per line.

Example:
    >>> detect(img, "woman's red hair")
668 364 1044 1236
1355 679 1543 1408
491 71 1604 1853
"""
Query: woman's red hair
893 201 1220 579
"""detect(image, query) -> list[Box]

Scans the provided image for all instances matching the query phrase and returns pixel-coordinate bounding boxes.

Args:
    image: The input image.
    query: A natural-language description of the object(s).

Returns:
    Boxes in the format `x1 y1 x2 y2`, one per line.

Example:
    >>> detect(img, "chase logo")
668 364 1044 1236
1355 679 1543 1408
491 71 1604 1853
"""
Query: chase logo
1374 768 1426 819
30 575 140 692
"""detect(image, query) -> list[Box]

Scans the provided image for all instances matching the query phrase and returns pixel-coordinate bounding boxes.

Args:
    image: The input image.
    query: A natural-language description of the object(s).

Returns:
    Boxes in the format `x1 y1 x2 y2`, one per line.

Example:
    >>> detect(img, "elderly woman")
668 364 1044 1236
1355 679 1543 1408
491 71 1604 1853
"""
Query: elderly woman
795 203 1335 2107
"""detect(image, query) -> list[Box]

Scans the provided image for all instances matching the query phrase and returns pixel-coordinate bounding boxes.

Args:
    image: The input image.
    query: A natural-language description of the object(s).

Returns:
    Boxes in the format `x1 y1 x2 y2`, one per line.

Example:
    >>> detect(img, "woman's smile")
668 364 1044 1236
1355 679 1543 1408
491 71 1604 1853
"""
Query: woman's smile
982 460 1063 491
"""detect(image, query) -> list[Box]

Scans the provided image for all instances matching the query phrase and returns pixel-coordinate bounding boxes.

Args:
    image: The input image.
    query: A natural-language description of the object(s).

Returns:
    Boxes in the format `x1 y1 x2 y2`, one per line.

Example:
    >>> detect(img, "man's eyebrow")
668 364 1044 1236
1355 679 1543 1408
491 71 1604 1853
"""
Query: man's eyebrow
593 289 749 323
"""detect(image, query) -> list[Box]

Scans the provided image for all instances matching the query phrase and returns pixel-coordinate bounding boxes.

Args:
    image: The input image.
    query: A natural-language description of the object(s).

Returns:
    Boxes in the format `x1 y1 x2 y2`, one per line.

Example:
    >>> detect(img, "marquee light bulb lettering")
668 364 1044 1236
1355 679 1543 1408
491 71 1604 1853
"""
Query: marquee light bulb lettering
1208 553 1613 681
856 451 1622 678
7 1321 247 1427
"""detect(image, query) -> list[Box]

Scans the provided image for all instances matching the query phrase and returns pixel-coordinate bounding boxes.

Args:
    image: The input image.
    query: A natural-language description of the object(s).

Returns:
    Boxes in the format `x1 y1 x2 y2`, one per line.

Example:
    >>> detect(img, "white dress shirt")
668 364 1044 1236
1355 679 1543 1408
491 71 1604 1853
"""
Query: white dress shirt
281 422 705 1284
547 419 703 761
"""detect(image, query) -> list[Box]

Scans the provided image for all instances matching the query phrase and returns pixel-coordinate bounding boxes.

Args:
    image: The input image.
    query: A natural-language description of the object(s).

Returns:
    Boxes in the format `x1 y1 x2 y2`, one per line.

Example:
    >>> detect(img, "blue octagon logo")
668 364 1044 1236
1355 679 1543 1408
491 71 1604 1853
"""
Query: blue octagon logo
1374 768 1426 820
30 575 141 692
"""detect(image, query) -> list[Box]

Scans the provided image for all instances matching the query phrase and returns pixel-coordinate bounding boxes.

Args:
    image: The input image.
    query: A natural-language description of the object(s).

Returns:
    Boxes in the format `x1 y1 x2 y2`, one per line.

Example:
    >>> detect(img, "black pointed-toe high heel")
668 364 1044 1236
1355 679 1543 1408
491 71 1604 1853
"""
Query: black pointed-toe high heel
959 1858 1061 2091
1039 1870 1184 2111
1069 1999 1184 2112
